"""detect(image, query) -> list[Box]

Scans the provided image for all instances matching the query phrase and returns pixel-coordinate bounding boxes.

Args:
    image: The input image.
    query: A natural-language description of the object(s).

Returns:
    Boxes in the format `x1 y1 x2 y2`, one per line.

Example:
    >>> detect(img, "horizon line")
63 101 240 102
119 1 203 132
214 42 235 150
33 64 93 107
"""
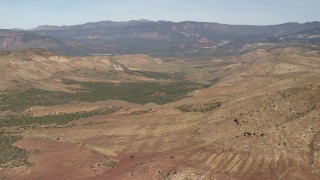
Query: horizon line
2 19 319 30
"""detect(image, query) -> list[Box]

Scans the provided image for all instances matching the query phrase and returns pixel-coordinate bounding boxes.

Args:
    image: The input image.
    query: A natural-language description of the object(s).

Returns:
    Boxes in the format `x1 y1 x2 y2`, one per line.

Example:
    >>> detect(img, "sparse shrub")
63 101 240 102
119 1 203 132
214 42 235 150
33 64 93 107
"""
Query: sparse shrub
0 80 205 112
178 102 222 112
0 133 30 168
0 106 121 128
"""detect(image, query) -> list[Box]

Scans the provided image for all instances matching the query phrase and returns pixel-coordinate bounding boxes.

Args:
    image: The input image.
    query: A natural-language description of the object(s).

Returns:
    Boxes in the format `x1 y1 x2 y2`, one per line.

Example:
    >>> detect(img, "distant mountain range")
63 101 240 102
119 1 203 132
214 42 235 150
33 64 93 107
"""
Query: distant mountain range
1 20 320 56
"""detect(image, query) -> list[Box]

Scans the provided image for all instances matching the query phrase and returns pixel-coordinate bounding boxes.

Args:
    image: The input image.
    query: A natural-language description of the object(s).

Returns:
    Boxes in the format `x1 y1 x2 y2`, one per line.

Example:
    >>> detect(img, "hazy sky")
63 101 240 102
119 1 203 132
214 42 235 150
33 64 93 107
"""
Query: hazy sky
1 0 320 29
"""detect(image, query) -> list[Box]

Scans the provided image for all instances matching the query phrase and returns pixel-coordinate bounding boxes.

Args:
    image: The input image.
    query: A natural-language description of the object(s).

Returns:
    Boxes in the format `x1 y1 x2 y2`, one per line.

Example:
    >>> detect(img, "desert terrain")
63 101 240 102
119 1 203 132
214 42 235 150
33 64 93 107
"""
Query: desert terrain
0 44 320 179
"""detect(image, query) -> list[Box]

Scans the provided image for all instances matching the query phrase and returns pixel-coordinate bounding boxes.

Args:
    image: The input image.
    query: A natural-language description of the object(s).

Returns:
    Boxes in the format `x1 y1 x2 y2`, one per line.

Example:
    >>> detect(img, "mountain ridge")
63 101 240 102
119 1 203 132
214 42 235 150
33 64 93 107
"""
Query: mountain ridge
29 20 320 31
1 20 320 56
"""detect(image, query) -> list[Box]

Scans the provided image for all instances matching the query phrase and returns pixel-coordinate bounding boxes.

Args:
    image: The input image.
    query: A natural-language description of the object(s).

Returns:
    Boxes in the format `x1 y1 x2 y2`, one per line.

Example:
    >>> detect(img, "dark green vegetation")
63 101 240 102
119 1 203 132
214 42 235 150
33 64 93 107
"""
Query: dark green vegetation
0 80 204 167
0 89 72 111
76 81 203 105
125 69 185 81
0 107 120 128
0 81 205 112
0 131 30 168
0 79 206 168
178 102 222 112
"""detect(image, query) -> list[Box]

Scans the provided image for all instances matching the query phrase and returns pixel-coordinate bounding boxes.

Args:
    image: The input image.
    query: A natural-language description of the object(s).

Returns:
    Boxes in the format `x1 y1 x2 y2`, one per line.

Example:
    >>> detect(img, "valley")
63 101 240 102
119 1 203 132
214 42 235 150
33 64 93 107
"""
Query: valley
0 44 320 179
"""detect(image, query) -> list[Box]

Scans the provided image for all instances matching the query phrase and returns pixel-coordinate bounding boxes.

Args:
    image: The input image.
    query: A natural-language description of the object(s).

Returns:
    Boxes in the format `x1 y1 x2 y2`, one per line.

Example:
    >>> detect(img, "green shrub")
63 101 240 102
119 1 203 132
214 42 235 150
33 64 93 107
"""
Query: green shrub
0 106 121 128
0 133 30 168
0 81 205 112
178 102 222 112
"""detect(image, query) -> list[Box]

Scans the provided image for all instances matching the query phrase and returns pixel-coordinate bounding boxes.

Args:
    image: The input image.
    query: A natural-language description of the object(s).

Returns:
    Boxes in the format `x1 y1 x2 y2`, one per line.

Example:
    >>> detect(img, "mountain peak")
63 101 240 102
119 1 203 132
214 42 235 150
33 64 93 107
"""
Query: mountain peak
32 25 60 31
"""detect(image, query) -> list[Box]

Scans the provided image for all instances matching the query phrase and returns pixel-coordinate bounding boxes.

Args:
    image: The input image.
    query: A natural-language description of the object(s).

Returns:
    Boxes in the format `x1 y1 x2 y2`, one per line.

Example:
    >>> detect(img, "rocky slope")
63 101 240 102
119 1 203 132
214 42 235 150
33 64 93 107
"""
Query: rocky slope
0 48 174 92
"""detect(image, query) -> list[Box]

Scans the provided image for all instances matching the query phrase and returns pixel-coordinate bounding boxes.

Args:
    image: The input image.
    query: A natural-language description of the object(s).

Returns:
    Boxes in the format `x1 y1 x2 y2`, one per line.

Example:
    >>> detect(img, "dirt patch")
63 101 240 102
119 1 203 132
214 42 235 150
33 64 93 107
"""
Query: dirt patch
1 138 116 180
